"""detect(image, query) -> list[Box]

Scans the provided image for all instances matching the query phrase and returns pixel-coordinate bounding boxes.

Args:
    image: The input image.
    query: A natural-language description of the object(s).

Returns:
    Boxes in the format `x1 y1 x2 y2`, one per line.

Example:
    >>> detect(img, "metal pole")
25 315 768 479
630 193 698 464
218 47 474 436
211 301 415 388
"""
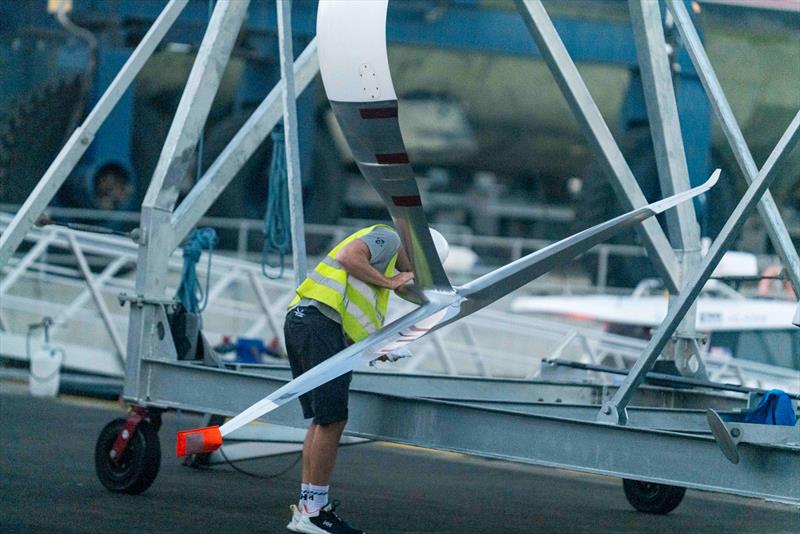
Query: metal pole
667 0 800 297
596 246 609 293
277 0 308 286
628 0 704 377
0 0 189 270
143 0 250 212
514 0 681 292
135 0 250 307
628 0 700 250
598 111 800 425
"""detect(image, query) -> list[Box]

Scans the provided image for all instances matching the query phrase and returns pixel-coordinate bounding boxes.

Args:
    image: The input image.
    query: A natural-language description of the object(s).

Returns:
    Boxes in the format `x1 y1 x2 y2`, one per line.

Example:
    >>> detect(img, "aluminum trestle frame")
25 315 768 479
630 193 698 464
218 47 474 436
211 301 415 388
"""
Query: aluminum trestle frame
4 0 799 508
139 359 800 504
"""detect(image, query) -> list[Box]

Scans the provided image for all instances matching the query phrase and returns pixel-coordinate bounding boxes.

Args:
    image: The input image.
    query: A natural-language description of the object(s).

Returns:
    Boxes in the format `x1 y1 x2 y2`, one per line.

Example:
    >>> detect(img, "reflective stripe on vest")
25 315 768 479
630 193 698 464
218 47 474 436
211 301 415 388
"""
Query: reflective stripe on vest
289 224 398 342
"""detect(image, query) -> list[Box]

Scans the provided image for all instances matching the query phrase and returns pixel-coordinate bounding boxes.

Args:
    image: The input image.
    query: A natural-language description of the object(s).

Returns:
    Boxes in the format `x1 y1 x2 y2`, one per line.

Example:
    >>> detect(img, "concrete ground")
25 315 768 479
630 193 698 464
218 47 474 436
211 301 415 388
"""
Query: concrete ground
1 383 797 534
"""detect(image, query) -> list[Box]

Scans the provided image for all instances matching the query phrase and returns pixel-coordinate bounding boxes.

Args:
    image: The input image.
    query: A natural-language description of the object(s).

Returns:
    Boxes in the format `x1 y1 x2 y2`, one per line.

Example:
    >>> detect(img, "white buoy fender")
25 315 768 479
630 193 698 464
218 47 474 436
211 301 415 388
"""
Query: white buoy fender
29 345 64 398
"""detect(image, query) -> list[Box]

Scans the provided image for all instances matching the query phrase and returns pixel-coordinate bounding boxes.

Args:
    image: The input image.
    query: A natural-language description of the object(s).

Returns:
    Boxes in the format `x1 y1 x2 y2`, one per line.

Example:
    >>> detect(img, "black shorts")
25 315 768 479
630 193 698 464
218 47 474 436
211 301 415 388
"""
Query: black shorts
284 306 351 425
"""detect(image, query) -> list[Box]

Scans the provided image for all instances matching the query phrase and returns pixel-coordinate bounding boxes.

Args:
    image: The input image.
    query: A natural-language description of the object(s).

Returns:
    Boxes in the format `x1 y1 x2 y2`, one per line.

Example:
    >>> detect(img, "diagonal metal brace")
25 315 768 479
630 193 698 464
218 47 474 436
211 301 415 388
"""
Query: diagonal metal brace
0 0 189 271
515 0 681 292
170 39 319 249
597 111 800 425
667 0 800 298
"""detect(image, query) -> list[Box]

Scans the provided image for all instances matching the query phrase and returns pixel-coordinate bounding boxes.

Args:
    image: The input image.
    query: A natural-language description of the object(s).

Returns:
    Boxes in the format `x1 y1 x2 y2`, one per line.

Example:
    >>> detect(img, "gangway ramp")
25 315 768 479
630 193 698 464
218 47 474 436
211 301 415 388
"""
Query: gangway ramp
3 211 796 393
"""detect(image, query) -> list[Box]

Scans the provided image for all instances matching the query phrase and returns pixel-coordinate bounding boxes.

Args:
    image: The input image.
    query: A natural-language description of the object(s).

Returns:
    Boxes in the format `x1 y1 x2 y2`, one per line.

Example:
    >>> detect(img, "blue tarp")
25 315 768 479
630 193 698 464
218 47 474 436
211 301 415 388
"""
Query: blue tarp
744 390 797 426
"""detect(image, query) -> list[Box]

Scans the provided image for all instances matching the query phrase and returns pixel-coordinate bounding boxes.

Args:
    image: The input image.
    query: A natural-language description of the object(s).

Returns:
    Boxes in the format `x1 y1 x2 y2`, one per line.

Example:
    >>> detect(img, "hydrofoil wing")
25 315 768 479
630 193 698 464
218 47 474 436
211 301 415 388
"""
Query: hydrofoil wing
317 0 450 291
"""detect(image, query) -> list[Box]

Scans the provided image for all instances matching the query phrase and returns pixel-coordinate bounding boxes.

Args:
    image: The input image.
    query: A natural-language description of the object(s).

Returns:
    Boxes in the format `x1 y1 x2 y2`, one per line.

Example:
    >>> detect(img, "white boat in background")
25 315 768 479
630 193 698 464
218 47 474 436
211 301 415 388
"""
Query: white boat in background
511 278 800 371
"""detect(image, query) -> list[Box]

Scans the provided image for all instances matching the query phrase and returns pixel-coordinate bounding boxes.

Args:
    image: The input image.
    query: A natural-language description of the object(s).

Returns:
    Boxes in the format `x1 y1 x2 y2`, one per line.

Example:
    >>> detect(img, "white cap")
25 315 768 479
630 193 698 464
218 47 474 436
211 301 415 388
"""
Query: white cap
430 228 449 264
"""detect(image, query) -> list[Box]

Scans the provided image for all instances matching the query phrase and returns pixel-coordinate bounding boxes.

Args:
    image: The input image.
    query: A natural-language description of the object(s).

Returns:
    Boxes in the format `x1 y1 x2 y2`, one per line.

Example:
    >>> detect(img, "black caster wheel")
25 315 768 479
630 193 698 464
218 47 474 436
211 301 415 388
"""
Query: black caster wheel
622 479 686 514
95 417 161 494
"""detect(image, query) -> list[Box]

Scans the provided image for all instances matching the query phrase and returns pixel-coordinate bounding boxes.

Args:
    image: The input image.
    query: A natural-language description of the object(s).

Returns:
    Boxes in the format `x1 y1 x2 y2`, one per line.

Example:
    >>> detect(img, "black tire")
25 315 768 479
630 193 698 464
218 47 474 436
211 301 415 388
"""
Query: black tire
95 418 161 495
622 478 686 514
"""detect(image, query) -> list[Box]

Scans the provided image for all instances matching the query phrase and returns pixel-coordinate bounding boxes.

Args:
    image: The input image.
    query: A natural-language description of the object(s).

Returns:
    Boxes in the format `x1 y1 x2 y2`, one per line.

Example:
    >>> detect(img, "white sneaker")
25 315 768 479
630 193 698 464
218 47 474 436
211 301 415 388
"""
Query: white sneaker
289 501 365 534
286 504 303 532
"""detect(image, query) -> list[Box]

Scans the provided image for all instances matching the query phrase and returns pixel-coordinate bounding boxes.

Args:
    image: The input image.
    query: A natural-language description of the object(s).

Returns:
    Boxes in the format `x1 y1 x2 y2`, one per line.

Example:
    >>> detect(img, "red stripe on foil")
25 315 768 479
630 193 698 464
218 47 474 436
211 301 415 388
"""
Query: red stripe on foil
376 153 409 164
392 195 422 207
359 107 398 119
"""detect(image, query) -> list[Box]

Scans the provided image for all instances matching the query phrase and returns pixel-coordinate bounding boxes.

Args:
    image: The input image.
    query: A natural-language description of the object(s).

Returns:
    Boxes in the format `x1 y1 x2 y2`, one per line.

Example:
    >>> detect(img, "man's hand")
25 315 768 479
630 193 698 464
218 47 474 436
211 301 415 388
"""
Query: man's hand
369 348 413 366
388 271 414 290
336 239 415 290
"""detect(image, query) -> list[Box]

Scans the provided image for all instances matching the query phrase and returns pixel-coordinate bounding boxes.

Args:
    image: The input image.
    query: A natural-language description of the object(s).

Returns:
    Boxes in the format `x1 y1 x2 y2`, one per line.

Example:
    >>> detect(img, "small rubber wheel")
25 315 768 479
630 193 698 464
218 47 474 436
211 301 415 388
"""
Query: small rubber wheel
622 479 686 514
95 418 161 494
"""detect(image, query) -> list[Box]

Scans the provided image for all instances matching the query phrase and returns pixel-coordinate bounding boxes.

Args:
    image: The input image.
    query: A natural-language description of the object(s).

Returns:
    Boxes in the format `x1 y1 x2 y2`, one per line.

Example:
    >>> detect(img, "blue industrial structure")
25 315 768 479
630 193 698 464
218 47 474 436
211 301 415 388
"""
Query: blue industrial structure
0 0 710 228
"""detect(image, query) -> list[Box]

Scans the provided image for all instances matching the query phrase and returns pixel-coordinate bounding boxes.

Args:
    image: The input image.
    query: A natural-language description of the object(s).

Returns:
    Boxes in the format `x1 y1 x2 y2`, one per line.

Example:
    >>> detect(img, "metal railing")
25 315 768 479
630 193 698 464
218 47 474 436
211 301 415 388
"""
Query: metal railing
0 204 660 292
2 210 797 393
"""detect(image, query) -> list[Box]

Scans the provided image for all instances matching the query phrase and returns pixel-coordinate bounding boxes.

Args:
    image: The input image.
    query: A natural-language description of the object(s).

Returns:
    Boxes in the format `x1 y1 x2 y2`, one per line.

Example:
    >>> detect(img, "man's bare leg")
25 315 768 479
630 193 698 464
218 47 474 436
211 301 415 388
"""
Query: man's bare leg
308 420 347 485
301 423 317 483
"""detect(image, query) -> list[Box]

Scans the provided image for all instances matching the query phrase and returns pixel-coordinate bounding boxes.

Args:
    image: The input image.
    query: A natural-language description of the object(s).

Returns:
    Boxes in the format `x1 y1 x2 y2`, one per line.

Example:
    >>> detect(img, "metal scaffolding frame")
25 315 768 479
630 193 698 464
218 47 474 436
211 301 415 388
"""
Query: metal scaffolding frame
1 0 799 505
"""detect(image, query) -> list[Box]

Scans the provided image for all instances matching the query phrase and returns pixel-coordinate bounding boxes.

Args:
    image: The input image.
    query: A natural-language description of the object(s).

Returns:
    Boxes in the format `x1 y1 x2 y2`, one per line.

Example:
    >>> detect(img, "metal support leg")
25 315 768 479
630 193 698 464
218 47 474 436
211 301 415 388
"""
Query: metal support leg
277 0 308 286
628 0 705 377
0 0 188 270
598 111 800 425
667 0 800 298
672 250 706 378
628 0 701 249
514 0 680 292
130 0 252 389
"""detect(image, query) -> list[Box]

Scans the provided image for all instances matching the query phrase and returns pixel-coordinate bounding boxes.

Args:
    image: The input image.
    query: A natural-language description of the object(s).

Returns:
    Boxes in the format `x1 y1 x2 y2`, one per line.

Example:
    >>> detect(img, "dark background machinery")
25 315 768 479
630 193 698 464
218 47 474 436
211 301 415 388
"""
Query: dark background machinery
1 0 798 285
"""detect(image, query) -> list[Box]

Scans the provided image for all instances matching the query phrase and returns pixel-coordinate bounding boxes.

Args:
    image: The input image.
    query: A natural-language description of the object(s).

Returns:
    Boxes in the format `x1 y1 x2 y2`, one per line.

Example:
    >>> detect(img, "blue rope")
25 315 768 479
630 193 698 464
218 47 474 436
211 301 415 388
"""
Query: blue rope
176 227 218 313
261 124 292 279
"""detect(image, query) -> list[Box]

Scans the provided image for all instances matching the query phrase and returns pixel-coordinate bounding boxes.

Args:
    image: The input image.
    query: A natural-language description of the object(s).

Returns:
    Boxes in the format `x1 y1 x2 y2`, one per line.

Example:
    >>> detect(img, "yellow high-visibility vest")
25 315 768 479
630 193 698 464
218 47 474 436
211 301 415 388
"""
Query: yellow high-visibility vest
289 225 398 342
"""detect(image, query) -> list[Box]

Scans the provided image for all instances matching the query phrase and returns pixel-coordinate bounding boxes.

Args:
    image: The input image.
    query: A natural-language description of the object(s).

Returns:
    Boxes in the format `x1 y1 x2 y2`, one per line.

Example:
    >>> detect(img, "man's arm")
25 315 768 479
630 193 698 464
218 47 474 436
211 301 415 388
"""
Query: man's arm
336 240 413 290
